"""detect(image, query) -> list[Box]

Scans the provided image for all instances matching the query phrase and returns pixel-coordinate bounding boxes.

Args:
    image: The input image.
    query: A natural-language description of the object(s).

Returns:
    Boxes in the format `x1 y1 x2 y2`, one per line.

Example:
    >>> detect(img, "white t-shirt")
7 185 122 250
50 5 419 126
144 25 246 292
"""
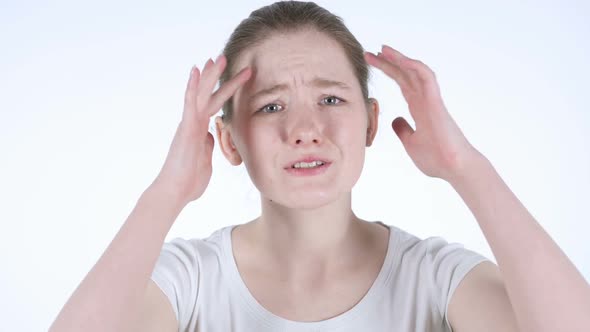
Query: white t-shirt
150 221 490 332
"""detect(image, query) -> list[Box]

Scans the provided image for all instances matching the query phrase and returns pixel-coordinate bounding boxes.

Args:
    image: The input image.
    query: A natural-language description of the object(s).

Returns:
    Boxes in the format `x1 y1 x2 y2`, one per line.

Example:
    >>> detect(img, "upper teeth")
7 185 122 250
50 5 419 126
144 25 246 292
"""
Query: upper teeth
293 161 325 168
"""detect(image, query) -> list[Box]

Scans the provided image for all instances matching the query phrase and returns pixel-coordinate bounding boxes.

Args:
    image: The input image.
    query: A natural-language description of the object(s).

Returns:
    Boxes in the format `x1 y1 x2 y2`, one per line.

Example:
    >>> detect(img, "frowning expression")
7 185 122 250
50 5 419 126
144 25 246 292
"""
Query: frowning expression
218 29 378 209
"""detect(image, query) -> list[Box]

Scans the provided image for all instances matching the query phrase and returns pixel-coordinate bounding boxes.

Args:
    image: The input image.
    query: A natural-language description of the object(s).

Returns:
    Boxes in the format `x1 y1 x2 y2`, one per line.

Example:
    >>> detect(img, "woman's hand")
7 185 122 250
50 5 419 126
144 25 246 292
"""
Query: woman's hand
364 45 482 181
151 55 251 207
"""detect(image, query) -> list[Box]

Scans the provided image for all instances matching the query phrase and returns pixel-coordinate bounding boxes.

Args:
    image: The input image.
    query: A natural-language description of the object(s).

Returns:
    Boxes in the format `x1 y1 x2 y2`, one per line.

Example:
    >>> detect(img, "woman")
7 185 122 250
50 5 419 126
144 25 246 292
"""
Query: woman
50 2 590 331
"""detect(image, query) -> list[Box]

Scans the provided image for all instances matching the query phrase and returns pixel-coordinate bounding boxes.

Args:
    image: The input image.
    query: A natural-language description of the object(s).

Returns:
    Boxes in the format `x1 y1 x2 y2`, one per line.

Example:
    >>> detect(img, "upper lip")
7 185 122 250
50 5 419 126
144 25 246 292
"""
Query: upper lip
285 155 331 169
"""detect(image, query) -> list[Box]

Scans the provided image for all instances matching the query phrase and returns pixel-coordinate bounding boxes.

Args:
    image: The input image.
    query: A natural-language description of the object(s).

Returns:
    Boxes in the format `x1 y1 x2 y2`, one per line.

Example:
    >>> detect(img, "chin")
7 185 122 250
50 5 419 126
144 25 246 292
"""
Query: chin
255 167 363 210
267 189 344 210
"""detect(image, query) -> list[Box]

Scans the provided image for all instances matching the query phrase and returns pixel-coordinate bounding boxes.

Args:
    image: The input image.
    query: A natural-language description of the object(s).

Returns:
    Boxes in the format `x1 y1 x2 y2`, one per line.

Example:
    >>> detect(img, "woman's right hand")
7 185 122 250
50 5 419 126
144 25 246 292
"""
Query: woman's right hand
150 55 251 207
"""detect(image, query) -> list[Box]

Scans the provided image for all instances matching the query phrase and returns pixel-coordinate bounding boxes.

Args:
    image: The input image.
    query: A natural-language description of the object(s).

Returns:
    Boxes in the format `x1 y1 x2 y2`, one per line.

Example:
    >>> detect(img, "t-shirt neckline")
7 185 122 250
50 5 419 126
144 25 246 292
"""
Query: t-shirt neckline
220 221 397 330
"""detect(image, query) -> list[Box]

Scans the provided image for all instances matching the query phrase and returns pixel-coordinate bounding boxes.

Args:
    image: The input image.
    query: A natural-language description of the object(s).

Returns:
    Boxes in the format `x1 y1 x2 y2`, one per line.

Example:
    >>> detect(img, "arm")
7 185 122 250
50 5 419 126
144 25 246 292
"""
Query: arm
49 185 184 332
448 260 519 332
49 56 251 331
364 45 590 332
447 153 590 332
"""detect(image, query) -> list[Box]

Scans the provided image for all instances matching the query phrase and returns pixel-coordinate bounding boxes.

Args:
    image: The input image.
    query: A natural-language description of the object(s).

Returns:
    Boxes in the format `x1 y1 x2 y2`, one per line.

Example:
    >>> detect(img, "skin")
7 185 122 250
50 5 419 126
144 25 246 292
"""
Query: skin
215 28 383 287
213 28 590 330
49 10 589 328
213 28 392 321
366 45 590 331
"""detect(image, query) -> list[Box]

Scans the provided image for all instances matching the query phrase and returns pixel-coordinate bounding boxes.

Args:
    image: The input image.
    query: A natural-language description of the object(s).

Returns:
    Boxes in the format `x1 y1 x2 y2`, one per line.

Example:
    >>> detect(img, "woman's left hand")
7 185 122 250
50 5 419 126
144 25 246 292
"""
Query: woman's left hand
364 45 483 182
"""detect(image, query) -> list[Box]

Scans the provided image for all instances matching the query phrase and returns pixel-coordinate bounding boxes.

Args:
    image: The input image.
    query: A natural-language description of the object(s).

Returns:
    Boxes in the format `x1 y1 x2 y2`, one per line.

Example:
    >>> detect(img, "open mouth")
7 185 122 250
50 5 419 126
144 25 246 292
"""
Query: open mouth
291 160 326 169
285 161 331 176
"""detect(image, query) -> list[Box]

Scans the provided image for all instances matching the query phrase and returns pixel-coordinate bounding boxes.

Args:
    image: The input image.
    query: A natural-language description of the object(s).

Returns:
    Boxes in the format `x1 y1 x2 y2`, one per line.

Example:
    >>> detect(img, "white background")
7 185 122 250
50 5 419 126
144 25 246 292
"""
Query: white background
1 0 589 330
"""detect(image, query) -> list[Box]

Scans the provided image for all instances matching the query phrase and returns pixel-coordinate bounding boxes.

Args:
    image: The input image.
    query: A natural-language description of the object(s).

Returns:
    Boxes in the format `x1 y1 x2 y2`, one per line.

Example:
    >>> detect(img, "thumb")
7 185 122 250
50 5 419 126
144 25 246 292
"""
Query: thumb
391 117 414 144
205 131 215 156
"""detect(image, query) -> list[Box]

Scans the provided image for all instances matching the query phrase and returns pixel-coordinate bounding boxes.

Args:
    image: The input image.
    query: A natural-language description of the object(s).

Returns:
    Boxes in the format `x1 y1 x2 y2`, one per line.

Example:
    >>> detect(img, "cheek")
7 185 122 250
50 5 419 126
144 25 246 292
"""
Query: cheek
332 112 368 176
245 121 277 145
239 122 280 170
329 111 368 148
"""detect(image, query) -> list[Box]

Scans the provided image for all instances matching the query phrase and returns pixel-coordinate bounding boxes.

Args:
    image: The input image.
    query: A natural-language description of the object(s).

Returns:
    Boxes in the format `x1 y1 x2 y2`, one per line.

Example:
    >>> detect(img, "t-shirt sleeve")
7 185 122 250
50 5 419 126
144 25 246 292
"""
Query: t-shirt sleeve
150 237 200 331
427 238 491 332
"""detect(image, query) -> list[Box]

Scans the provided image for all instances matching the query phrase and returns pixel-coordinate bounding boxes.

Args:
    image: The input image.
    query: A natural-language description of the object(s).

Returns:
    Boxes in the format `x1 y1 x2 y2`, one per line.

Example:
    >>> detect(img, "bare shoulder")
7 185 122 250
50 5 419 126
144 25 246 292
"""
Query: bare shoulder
448 261 520 332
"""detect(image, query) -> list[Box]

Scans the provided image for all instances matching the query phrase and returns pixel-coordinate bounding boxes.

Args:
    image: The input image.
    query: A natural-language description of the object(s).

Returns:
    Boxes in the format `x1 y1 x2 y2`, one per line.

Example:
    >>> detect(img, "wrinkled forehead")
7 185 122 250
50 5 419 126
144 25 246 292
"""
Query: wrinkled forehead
232 30 360 93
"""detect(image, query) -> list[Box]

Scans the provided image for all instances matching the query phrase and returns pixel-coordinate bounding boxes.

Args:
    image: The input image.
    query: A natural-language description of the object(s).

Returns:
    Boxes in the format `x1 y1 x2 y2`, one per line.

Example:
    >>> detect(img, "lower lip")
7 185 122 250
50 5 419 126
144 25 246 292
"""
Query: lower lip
285 162 331 176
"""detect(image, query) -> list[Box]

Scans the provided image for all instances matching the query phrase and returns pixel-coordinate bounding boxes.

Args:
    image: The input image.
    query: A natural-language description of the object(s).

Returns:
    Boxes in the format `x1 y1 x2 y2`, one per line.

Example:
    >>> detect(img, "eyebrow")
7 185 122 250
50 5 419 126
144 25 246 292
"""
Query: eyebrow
248 77 351 104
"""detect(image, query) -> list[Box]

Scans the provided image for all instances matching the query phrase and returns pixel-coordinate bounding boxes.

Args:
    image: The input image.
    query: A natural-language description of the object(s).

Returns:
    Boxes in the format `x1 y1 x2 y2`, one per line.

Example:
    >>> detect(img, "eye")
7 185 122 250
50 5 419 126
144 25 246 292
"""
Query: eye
321 96 344 105
258 103 283 113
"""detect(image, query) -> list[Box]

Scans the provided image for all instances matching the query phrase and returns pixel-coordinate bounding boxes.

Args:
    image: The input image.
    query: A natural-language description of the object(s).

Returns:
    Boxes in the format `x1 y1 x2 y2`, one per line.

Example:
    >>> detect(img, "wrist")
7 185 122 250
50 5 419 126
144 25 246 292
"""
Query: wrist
445 149 492 187
142 182 188 214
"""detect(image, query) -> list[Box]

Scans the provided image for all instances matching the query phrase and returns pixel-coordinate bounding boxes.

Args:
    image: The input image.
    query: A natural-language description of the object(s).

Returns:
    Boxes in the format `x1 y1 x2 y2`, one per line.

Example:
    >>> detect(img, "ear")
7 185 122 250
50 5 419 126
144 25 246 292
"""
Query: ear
366 98 379 147
215 116 243 166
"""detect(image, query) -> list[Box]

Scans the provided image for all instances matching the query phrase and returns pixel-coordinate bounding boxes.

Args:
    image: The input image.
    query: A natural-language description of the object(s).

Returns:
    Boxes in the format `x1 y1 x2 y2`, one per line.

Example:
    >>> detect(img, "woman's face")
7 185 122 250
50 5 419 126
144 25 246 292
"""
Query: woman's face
217 29 378 209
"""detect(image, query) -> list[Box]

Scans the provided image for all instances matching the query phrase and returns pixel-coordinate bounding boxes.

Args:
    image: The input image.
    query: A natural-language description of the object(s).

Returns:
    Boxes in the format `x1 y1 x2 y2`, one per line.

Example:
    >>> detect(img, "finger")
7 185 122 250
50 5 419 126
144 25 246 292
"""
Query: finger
207 66 252 117
382 45 439 96
399 63 422 94
197 55 227 104
392 116 414 144
182 66 201 123
378 51 421 89
364 51 410 89
192 57 214 106
205 131 214 155
381 45 406 66
379 46 424 91
381 45 424 76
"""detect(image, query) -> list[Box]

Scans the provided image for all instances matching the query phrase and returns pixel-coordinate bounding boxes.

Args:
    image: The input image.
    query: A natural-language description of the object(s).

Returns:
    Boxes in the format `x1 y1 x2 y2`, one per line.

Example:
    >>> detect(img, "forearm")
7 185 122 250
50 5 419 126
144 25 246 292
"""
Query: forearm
49 185 185 332
448 154 590 332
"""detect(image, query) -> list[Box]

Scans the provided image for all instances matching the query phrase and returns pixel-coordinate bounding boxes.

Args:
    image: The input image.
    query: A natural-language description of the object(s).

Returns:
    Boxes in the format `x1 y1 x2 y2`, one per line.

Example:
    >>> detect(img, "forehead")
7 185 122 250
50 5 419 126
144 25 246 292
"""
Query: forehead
233 29 359 90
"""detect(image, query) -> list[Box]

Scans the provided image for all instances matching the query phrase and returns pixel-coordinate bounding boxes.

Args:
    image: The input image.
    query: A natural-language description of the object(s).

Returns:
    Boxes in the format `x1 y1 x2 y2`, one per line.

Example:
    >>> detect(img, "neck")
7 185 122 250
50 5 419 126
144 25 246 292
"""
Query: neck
253 192 368 268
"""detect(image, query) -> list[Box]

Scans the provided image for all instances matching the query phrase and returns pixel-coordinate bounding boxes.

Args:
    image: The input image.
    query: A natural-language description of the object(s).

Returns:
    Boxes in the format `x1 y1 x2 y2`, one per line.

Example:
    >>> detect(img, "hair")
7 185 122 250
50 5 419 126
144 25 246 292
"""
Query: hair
219 0 370 123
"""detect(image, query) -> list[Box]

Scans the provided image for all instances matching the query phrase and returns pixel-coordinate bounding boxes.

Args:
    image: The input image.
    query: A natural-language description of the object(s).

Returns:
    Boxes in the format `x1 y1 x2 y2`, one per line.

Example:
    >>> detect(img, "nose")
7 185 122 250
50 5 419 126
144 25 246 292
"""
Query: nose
295 136 319 145
287 108 322 147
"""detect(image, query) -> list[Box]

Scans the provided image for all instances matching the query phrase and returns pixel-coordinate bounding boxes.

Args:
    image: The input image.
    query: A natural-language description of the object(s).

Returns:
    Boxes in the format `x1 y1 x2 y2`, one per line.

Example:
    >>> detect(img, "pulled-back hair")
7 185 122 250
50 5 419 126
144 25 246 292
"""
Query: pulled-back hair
219 1 369 123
